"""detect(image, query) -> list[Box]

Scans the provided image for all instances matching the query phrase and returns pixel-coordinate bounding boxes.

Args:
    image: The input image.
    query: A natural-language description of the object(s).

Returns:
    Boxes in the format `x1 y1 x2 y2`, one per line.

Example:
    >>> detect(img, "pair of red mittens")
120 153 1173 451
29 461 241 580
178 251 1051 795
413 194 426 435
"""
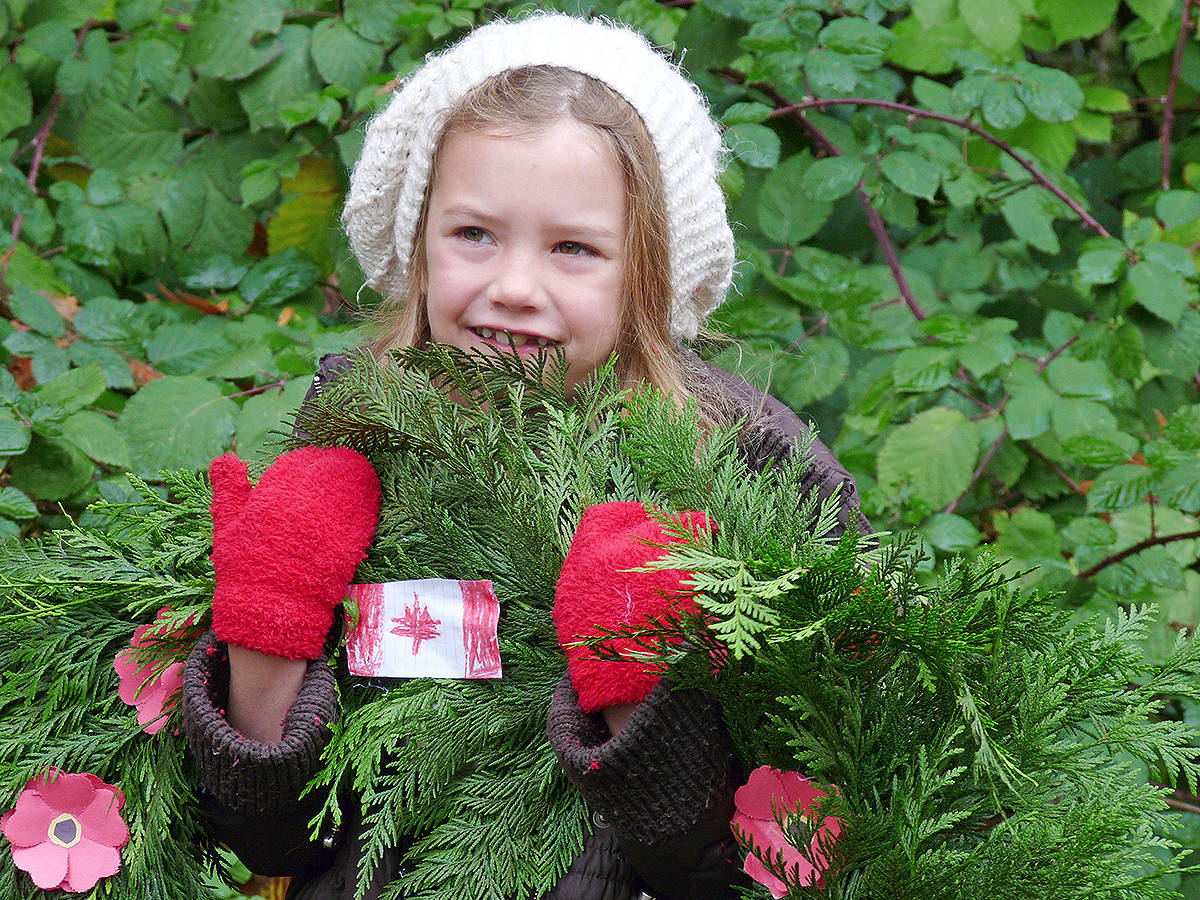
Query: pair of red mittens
554 502 710 713
209 446 380 660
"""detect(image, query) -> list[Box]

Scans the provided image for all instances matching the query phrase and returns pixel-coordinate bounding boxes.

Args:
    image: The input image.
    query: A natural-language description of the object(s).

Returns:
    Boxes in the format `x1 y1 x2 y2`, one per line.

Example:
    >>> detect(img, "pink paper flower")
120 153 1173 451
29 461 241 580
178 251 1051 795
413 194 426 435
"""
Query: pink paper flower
1 770 129 892
731 765 841 898
114 609 191 734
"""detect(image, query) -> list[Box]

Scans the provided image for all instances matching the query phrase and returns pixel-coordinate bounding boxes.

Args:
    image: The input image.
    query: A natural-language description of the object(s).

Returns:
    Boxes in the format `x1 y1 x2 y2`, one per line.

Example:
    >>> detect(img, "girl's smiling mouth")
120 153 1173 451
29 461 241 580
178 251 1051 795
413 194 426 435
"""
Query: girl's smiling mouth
470 327 558 348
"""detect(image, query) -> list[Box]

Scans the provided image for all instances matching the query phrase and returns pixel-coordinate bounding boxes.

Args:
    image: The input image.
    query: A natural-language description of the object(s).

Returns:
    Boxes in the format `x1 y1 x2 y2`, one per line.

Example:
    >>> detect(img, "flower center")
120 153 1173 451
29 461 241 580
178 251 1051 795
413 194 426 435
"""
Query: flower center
47 813 81 848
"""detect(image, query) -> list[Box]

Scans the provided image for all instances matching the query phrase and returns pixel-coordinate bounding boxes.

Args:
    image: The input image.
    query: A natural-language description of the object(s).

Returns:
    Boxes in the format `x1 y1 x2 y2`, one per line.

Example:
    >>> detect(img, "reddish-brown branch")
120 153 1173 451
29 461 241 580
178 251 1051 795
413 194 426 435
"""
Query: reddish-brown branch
1076 530 1200 580
1161 0 1198 190
2 93 63 280
945 425 1008 515
768 96 1113 240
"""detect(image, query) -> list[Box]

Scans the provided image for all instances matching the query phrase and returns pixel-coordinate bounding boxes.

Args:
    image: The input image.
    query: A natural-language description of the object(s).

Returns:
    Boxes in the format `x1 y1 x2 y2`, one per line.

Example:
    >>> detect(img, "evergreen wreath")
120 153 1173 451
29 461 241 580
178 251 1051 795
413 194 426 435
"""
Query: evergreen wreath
0 348 1198 899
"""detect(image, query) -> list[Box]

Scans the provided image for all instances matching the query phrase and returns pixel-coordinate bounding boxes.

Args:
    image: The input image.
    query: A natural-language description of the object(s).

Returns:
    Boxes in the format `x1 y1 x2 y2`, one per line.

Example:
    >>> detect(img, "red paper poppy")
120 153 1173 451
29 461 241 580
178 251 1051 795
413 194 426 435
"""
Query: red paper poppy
731 765 841 897
1 770 129 892
113 609 192 734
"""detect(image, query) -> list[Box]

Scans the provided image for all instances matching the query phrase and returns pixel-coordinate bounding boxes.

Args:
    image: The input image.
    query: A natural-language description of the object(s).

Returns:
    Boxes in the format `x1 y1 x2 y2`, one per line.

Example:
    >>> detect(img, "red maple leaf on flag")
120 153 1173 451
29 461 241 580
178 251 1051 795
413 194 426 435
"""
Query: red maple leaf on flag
390 598 441 656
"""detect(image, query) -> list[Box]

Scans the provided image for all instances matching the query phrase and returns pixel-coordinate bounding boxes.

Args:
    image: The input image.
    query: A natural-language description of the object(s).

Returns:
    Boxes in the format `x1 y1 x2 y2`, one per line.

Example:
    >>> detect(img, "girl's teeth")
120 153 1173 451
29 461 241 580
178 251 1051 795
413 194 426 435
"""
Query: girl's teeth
473 327 554 347
537 337 549 347
476 327 495 338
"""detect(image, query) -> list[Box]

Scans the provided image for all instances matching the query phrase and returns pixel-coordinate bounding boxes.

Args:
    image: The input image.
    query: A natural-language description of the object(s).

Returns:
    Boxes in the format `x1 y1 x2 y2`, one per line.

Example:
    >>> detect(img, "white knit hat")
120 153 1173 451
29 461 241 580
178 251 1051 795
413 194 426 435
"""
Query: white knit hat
342 13 734 341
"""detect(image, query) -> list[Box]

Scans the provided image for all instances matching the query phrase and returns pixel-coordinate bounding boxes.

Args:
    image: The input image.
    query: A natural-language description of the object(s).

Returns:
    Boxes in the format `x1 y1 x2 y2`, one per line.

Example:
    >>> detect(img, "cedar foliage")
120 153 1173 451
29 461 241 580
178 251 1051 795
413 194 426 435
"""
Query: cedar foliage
0 348 1198 899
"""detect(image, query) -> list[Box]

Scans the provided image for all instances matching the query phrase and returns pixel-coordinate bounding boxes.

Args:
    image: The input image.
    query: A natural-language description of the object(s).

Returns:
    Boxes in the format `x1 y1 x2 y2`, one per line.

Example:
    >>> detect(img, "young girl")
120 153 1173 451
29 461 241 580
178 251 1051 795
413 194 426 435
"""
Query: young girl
182 13 871 900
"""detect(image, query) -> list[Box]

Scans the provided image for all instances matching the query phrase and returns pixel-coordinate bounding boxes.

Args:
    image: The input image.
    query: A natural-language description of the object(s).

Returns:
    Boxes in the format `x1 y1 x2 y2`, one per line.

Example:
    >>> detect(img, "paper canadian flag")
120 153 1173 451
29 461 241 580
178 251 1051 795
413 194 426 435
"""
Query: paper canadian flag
344 579 502 679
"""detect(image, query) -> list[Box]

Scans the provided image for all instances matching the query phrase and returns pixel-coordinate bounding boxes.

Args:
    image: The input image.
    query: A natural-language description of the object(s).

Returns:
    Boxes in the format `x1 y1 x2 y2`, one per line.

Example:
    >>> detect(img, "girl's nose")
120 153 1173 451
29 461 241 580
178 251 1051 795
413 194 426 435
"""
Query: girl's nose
486 250 543 310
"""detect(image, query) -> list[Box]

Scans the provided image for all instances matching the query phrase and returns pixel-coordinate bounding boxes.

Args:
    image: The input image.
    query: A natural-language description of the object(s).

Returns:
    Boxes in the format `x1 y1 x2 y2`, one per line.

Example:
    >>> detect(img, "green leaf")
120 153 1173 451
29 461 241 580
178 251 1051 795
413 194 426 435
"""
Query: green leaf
995 507 1064 566
1143 309 1200 380
1126 0 1174 27
1013 62 1084 122
818 17 894 58
892 346 957 392
75 99 183 172
1125 261 1190 324
921 512 983 551
239 248 322 307
1062 515 1117 551
1060 429 1139 466
805 49 858 93
1052 397 1117 437
344 0 409 43
721 102 773 126
757 152 832 245
724 123 781 169
8 285 64 338
179 253 253 291
116 376 237 476
310 17 384 92
959 0 1022 51
68 340 134 391
7 434 94 501
1159 460 1200 512
1003 366 1056 440
185 0 289 80
1000 189 1060 253
1082 83 1132 113
0 65 32 138
1077 248 1127 285
981 81 1026 129
1165 405 1200 451
59 410 132 468
33 365 106 415
0 415 32 455
801 156 865 202
879 151 940 200
1087 464 1156 512
877 406 978 509
234 378 312 464
161 155 257 257
145 324 237 375
238 25 323 132
1045 357 1112 400
1038 0 1119 43
0 487 37 520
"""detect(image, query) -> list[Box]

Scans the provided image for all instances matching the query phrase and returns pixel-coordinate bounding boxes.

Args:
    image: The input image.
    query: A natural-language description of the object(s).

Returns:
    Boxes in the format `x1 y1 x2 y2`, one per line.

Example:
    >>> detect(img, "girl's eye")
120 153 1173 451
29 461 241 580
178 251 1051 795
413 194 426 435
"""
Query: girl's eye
556 241 593 256
458 227 489 242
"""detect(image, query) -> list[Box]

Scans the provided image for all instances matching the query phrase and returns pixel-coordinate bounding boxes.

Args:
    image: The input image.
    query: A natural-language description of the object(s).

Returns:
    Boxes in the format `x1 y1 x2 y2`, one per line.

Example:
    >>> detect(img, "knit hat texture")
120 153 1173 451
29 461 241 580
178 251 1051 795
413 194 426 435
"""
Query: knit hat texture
343 13 734 341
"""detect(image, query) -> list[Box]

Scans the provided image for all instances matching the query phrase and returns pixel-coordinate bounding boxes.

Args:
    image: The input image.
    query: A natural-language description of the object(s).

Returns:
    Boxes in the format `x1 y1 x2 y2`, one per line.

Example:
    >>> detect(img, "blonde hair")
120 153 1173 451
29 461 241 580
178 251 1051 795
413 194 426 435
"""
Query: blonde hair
366 65 707 413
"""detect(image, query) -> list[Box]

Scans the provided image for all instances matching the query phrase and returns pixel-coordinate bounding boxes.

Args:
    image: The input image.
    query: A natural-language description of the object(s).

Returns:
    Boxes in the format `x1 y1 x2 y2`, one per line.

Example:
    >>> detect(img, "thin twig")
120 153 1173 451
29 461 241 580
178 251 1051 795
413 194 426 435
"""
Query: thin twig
765 95 1114 240
945 426 1008 515
2 93 63 279
1161 0 1198 190
1076 530 1200 580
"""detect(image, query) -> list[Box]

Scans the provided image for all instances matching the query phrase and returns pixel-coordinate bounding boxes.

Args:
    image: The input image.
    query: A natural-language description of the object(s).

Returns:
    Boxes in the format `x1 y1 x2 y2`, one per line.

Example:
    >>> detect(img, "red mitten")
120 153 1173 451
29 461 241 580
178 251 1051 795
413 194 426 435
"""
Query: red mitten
209 446 380 659
554 501 710 712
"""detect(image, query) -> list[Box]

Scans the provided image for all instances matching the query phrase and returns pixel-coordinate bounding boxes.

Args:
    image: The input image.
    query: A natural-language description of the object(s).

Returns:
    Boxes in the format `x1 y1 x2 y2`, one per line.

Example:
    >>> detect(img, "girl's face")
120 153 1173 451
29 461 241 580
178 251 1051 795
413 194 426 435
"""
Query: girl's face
423 119 626 395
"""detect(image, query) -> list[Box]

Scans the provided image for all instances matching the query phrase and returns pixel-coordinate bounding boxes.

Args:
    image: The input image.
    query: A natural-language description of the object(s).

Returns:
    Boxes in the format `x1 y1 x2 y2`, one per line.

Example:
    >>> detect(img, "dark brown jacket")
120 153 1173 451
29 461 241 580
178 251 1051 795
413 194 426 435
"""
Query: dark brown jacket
182 355 871 900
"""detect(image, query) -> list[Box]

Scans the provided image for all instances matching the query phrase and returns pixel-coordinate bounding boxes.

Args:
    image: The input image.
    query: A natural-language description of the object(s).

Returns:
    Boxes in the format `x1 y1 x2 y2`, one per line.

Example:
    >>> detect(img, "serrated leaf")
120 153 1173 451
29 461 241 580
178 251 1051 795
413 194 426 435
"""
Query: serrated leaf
1039 0 1119 43
0 487 37 520
33 364 106 414
892 345 957 392
345 0 411 42
185 0 289 80
921 512 983 551
981 80 1026 129
721 102 772 126
801 156 865 202
234 378 313 464
1077 248 1127 284
8 284 64 338
267 157 340 272
145 324 236 375
8 434 94 501
880 151 941 200
1045 356 1112 400
240 247 322 307
0 65 32 138
995 506 1063 565
959 0 1022 51
75 99 182 172
818 17 894 57
238 25 323 132
59 410 132 469
1126 261 1190 324
1001 188 1060 253
0 415 31 455
757 152 833 245
725 123 781 169
1062 515 1117 550
311 17 385 91
877 406 978 508
1165 405 1200 451
805 49 858 93
116 376 237 476
1061 430 1139 466
1087 464 1156 512
1013 62 1084 122
161 156 257 257
1003 367 1057 440
1159 460 1200 512
958 334 1016 377
179 253 253 291
67 340 134 391
1126 0 1174 27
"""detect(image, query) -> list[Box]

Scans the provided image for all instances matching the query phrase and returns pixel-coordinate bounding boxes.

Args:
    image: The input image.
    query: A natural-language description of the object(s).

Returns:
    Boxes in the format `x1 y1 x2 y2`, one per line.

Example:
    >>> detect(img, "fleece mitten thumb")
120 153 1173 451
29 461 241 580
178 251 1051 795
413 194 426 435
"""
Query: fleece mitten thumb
209 446 380 660
553 501 709 712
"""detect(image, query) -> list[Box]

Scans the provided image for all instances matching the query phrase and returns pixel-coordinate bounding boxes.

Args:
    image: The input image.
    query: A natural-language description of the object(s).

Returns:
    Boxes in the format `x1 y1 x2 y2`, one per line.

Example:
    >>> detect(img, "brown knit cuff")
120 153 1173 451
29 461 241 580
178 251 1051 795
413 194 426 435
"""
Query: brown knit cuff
181 629 339 813
547 673 736 846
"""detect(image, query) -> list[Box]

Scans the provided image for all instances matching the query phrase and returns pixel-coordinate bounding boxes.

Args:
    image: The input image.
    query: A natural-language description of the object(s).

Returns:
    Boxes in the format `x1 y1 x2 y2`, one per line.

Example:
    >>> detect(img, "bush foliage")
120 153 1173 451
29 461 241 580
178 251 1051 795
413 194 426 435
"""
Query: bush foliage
1 0 1199 887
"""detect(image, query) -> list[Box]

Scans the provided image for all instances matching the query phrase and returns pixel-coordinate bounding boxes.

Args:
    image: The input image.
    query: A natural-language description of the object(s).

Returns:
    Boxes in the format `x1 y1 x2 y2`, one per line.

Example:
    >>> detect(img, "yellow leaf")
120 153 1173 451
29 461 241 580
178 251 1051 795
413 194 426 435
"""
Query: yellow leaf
267 156 340 274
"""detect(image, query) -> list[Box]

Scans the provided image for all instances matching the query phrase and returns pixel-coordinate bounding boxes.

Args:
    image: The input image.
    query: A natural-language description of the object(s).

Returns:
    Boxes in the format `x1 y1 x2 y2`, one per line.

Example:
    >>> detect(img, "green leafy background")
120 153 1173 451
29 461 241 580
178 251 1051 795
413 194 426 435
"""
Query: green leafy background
1 0 1199 894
